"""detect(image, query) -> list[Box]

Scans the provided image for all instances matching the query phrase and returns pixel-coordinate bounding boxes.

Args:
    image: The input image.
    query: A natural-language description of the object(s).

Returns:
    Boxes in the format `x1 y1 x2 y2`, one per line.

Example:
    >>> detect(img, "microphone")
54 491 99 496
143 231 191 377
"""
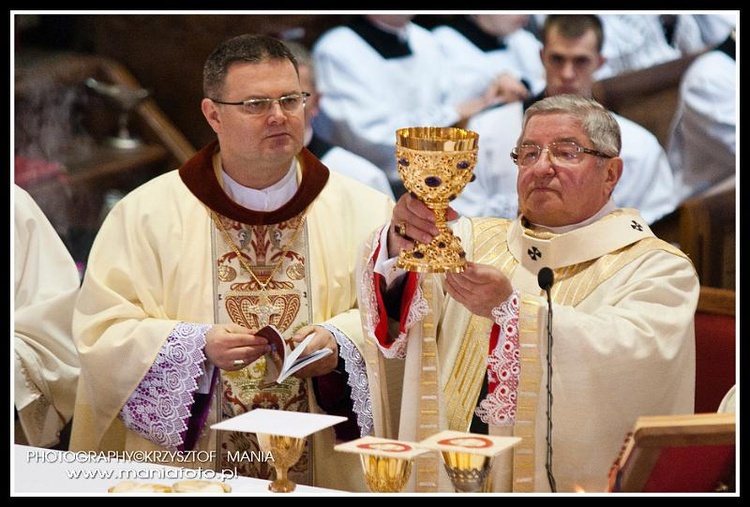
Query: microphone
538 267 554 292
537 267 557 493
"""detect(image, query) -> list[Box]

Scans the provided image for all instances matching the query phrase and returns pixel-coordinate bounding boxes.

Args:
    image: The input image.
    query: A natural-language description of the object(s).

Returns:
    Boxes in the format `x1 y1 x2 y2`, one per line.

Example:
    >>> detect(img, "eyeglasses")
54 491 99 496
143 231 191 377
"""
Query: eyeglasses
510 141 614 168
210 92 310 115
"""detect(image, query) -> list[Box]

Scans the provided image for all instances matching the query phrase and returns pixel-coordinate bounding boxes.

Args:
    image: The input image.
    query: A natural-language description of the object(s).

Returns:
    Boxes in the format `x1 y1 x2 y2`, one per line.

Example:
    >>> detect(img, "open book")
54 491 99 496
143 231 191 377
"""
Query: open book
256 325 333 384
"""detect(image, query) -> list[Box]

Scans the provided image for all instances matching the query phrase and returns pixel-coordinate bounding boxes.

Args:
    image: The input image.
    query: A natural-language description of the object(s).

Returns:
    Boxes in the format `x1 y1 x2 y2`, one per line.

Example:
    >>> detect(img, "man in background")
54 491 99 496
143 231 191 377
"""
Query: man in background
284 39 394 200
454 14 677 226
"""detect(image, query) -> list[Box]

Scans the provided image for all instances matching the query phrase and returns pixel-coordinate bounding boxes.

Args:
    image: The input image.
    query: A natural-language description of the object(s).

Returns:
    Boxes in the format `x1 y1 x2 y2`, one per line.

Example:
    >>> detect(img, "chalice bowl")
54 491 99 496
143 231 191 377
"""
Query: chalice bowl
85 77 150 149
256 433 306 493
396 126 479 273
360 453 413 492
335 436 429 493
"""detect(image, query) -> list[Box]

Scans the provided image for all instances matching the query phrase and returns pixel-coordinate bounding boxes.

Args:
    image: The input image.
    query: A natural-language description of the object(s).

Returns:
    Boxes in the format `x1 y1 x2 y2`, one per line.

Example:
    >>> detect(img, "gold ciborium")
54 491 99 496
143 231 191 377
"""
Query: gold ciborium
256 433 306 493
335 436 429 493
396 126 479 273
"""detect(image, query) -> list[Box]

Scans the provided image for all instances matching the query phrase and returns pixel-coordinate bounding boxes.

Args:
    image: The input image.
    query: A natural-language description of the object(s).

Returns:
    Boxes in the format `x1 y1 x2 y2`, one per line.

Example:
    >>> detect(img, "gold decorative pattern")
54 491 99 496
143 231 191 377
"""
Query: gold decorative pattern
211 210 314 486
395 127 479 273
414 274 440 491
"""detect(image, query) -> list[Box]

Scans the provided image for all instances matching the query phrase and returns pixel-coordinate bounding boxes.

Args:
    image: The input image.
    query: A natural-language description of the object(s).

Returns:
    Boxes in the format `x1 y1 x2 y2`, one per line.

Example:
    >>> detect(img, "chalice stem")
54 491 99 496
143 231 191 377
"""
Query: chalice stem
432 206 447 230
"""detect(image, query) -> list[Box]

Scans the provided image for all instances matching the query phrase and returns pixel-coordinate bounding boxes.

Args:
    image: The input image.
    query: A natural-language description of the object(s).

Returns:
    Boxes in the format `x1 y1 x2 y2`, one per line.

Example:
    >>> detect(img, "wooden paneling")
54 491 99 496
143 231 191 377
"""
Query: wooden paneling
86 14 350 150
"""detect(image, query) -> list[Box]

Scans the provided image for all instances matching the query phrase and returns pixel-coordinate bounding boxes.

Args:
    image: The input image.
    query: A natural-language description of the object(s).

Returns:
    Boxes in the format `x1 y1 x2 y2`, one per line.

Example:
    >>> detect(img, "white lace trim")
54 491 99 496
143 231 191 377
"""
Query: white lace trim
322 323 374 437
119 322 210 451
359 228 383 343
476 290 520 426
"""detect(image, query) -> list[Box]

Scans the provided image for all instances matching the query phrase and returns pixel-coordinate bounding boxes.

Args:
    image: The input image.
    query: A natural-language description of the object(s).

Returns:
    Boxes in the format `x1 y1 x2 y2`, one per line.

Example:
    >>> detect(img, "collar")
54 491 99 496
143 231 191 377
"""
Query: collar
528 199 618 235
451 15 508 52
179 140 329 225
509 207 652 270
350 16 412 59
220 159 298 212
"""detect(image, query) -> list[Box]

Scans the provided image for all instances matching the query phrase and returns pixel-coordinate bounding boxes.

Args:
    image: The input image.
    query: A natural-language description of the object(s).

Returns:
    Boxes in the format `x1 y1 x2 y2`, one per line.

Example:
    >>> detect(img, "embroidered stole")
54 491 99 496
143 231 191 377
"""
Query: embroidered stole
211 212 313 485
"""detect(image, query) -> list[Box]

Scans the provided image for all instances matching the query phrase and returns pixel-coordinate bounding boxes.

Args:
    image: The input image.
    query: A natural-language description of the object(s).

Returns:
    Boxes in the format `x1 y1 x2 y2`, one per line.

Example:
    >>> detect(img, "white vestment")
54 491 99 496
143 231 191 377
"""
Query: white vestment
666 46 737 202
431 20 545 102
358 209 698 492
14 184 81 448
313 18 463 183
320 145 395 200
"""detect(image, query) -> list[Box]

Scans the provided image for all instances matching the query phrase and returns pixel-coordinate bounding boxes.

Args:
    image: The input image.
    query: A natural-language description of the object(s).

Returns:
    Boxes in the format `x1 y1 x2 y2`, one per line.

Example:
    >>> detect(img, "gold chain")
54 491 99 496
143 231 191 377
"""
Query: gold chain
211 210 307 290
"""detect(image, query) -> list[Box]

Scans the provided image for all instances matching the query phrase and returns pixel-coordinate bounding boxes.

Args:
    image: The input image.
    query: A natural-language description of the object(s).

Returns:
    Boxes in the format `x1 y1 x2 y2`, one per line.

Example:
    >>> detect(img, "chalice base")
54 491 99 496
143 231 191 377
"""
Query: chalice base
360 455 413 493
257 433 305 493
441 452 494 492
268 477 297 493
396 229 467 273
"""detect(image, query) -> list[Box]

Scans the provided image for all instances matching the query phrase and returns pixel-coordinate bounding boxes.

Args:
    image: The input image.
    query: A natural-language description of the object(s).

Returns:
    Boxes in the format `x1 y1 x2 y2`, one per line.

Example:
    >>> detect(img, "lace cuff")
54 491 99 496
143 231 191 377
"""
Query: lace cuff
490 289 520 327
321 323 373 437
475 290 520 426
119 322 210 451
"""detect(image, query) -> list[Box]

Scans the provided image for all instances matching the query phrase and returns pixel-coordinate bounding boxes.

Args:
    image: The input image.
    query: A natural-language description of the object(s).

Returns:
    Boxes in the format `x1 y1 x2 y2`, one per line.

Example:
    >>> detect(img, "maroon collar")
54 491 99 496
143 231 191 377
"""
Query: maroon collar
179 140 329 225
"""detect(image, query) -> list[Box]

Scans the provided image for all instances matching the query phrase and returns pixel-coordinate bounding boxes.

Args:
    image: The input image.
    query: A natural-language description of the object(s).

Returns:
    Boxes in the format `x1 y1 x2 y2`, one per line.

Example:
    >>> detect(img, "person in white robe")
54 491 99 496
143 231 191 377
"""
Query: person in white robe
666 30 736 203
454 14 677 226
312 14 512 191
530 13 734 80
284 39 395 200
69 34 393 492
14 184 81 448
357 95 697 493
431 14 546 103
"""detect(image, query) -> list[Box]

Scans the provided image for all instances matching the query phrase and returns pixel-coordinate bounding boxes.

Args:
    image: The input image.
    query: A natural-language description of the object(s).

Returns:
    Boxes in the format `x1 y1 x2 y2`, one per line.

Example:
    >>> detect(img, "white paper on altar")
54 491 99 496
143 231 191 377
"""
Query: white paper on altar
335 436 430 459
418 430 522 457
210 408 347 438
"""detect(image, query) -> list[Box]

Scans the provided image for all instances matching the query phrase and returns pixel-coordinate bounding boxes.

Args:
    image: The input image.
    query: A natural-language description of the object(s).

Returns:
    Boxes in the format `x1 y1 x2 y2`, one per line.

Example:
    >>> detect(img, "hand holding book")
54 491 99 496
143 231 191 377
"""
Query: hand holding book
256 325 334 385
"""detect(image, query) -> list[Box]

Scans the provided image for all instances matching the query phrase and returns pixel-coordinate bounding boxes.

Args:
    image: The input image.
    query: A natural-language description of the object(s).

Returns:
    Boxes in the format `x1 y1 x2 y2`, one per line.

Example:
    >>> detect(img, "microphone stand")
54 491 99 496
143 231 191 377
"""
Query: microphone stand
538 267 557 493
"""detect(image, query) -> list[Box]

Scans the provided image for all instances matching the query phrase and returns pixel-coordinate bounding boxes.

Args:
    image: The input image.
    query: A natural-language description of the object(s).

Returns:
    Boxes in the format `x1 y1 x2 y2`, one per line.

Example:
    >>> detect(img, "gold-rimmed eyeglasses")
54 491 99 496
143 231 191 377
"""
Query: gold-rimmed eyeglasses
210 92 310 115
510 141 614 168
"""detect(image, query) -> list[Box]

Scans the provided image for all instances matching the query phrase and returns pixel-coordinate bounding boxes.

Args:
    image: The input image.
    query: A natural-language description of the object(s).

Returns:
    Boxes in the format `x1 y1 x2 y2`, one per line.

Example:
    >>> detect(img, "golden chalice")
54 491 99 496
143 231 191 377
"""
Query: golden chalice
440 450 494 493
360 454 413 492
256 433 306 493
396 126 479 273
335 436 428 493
419 430 522 493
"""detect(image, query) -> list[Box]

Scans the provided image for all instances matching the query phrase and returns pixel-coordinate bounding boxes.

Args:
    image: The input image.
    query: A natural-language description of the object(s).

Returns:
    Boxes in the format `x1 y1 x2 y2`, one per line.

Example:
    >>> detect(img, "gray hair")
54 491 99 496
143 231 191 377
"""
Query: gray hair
203 34 299 99
521 94 621 156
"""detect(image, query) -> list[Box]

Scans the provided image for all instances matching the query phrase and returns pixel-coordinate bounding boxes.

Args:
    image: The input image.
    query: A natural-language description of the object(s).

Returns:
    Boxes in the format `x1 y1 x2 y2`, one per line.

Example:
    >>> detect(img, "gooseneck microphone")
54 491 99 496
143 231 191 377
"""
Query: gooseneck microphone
537 267 557 493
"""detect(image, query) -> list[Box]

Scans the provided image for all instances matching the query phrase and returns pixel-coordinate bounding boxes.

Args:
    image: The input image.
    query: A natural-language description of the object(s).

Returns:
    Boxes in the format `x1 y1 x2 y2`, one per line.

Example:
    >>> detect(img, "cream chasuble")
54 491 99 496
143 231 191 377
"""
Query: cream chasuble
359 209 697 493
70 141 394 492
